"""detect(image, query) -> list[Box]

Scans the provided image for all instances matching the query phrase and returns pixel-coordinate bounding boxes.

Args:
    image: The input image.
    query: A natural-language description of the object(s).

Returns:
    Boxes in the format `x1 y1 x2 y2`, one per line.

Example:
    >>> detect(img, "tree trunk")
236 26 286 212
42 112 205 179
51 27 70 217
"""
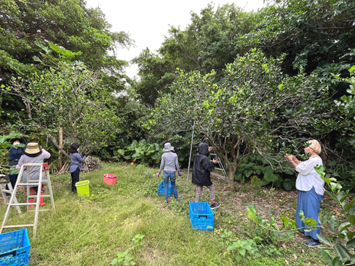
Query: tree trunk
226 163 237 190
58 127 63 170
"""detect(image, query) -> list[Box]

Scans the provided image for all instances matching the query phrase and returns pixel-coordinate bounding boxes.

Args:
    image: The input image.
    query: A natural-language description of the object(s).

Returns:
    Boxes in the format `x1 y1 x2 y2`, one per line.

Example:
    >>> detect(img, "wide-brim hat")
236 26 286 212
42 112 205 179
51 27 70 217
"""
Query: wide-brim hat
163 143 174 152
24 142 42 157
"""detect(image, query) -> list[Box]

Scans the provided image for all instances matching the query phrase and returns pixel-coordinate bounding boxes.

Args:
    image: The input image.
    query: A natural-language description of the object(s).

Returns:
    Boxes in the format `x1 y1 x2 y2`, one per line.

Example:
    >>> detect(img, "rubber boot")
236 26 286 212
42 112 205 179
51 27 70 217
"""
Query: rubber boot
39 192 46 206
29 198 34 210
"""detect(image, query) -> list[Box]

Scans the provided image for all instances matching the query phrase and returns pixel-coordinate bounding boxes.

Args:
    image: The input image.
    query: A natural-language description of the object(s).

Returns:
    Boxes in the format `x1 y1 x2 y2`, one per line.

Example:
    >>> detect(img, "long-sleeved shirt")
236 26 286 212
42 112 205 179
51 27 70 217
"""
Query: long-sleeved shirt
9 147 24 165
69 153 87 173
16 149 51 183
159 152 180 172
295 155 324 195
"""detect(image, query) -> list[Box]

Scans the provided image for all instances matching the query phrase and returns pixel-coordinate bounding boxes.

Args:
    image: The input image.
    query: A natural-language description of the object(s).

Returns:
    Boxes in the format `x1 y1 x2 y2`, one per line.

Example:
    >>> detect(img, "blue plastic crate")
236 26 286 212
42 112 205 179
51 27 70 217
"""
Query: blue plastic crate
189 202 214 231
158 181 173 196
0 228 30 266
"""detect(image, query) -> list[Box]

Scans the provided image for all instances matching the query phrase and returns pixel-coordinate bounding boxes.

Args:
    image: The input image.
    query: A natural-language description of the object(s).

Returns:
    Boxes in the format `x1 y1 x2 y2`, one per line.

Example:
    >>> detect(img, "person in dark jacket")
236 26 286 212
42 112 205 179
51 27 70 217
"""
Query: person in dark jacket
69 143 87 193
192 142 220 209
6 139 24 193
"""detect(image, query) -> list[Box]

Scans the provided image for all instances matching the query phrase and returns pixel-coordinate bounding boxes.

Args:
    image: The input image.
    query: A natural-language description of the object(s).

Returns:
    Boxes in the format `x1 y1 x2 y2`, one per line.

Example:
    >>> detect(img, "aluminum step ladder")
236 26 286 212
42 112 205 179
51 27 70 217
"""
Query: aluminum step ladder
0 175 22 215
1 163 55 238
209 152 229 182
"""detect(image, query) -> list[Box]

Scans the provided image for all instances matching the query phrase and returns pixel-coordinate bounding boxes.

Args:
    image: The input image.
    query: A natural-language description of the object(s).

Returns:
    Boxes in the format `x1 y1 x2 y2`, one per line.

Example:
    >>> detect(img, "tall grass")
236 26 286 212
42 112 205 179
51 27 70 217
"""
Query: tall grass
0 163 328 265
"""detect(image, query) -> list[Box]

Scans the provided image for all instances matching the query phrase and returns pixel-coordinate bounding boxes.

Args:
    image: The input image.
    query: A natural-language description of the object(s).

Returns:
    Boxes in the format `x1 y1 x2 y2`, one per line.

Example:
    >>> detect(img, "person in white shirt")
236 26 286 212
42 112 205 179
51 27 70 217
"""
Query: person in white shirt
285 139 324 247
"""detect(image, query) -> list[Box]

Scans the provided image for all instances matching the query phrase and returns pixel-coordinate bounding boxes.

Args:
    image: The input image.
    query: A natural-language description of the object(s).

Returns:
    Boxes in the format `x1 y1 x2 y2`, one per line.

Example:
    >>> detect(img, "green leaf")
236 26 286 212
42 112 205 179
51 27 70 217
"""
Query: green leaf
334 243 351 262
329 215 339 231
347 231 355 240
323 212 332 225
332 256 341 266
239 249 246 256
347 239 355 249
320 250 333 264
348 215 355 226
339 222 351 232
345 197 355 211
317 235 332 246
110 258 118 265
304 218 317 228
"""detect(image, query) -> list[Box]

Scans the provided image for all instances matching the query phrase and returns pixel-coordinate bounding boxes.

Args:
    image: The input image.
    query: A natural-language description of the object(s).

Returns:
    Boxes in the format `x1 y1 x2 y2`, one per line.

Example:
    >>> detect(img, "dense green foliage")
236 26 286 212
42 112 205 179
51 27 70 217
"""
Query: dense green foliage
150 49 336 187
132 0 355 190
0 0 133 130
1 0 355 186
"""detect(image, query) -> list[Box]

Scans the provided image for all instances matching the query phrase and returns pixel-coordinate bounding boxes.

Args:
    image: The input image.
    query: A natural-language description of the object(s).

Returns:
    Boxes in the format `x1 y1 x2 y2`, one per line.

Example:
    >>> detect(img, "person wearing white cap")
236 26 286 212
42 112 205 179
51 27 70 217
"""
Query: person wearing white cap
157 143 181 203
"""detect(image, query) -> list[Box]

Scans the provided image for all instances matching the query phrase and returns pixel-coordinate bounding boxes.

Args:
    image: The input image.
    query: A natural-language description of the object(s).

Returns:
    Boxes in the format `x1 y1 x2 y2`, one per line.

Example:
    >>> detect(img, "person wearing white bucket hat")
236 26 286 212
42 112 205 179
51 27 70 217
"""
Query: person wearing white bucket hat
16 142 51 206
158 142 181 203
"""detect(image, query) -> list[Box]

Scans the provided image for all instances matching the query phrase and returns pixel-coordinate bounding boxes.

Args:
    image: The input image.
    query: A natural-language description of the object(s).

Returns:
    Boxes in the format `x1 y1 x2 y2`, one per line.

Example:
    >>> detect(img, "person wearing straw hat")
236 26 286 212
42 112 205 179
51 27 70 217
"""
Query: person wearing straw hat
157 143 181 204
16 142 51 206
69 143 87 193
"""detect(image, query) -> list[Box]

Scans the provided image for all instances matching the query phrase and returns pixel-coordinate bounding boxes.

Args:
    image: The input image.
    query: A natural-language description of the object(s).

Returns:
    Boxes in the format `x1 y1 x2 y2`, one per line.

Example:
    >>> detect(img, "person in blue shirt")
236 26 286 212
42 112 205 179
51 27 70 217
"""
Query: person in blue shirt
7 139 24 192
69 143 87 193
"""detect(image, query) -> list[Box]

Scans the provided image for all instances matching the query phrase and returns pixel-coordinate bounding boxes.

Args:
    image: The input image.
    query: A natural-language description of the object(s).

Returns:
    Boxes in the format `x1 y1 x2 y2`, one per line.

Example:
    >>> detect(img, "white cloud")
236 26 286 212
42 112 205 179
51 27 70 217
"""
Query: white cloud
85 0 266 78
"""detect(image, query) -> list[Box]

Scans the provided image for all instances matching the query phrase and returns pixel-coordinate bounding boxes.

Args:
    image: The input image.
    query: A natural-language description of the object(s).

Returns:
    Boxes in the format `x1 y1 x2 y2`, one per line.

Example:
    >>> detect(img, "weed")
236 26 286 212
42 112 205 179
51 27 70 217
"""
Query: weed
139 180 159 197
246 204 295 245
110 234 145 265
217 230 261 263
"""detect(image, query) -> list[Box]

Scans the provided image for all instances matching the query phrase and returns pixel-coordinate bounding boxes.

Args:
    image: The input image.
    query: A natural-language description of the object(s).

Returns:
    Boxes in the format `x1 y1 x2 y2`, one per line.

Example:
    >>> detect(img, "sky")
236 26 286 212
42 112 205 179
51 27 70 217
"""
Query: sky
85 0 266 79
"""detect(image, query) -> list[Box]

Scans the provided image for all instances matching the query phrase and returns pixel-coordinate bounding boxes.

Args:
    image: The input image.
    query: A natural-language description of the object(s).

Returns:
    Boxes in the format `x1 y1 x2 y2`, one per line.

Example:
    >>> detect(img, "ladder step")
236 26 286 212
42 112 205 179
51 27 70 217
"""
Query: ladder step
28 209 52 212
9 203 37 206
28 195 51 198
17 182 47 186
211 173 228 179
214 168 225 171
3 224 35 228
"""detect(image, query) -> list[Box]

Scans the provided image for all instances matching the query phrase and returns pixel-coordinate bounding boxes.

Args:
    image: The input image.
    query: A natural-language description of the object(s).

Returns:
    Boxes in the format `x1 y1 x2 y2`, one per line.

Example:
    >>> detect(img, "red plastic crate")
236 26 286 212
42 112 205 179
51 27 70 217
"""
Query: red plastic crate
103 174 117 185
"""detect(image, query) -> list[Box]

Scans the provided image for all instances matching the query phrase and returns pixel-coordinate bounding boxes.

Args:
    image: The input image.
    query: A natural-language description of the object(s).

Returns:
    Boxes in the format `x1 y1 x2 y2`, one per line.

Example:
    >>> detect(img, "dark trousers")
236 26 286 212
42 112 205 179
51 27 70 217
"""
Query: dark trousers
71 167 80 193
5 174 18 196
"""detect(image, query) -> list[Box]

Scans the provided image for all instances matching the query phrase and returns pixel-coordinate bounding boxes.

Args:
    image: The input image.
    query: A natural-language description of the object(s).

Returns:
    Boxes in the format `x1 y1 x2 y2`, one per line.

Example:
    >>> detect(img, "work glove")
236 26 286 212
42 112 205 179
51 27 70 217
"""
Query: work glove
157 171 161 177
178 171 181 176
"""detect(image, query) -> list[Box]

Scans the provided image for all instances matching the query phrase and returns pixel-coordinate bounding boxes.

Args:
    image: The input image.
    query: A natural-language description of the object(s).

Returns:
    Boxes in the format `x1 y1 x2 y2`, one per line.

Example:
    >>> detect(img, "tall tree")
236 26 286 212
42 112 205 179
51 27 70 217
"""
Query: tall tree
0 0 132 81
3 49 121 160
237 0 355 77
151 50 336 187
0 0 133 129
132 3 260 105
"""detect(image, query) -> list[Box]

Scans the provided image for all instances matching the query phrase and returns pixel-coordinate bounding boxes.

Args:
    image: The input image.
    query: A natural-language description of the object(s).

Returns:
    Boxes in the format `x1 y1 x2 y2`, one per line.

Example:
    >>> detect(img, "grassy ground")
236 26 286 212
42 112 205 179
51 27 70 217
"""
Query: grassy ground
0 163 334 265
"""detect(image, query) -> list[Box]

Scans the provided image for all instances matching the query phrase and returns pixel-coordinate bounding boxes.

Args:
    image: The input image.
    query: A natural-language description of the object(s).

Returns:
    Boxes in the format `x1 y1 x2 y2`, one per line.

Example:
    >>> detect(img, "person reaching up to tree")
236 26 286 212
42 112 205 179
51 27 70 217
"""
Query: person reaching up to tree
192 142 220 209
69 143 87 193
285 139 324 247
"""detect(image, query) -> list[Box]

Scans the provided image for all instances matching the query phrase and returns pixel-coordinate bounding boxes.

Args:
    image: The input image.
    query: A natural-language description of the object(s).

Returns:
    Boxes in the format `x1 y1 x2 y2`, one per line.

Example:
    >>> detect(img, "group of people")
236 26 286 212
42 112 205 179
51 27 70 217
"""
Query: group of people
158 142 221 209
7 139 86 200
159 139 324 248
7 137 324 247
